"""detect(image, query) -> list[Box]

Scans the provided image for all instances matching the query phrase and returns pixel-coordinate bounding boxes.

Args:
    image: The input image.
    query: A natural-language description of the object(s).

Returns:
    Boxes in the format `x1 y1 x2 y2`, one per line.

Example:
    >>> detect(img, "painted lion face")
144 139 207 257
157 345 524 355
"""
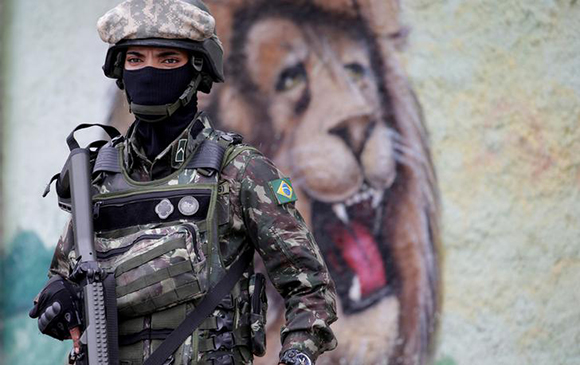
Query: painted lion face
205 2 441 364
225 15 397 309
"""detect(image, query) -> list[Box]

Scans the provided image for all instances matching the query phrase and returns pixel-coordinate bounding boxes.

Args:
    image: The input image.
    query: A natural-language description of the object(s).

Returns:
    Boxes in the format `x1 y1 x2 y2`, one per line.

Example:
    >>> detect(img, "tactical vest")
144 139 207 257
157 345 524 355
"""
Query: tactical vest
82 116 265 365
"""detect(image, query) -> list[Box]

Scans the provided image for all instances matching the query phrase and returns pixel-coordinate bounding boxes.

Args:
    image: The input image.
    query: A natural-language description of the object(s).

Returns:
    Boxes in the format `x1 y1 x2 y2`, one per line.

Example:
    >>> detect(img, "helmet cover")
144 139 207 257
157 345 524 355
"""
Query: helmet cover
98 0 224 84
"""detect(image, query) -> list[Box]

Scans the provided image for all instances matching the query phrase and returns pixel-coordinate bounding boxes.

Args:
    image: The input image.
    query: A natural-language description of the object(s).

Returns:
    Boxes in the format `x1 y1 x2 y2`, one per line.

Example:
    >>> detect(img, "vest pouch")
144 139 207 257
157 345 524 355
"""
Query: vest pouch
96 224 208 317
249 273 267 357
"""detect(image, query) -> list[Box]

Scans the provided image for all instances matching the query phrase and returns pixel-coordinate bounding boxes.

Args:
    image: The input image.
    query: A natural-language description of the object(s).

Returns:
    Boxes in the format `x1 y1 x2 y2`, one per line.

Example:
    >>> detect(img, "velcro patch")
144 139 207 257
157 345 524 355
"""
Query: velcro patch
268 178 298 205
174 139 188 164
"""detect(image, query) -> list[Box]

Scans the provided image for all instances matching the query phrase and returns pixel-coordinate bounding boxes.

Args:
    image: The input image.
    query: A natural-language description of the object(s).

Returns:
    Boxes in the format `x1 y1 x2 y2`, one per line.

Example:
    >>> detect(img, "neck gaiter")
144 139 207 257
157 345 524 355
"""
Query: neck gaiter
123 64 199 160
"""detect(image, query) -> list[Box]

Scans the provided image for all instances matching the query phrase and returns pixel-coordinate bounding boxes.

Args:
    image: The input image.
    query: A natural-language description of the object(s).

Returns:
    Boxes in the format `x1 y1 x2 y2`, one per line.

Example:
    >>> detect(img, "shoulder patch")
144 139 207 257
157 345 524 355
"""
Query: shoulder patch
269 178 298 205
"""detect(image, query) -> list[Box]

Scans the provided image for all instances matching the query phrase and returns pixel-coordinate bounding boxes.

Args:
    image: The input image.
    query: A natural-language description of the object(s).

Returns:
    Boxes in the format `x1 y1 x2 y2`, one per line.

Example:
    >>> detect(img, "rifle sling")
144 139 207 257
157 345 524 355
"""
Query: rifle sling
119 328 174 346
143 249 253 365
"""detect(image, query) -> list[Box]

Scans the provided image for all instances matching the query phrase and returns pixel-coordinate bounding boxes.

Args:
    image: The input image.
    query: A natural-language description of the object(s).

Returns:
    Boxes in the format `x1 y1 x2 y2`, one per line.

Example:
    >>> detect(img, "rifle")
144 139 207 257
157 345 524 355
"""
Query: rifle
51 124 121 365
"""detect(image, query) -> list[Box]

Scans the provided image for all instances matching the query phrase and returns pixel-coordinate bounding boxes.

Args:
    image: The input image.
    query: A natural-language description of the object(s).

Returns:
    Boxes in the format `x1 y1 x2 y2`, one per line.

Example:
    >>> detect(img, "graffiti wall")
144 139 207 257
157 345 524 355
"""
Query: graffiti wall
1 1 579 365
209 2 440 364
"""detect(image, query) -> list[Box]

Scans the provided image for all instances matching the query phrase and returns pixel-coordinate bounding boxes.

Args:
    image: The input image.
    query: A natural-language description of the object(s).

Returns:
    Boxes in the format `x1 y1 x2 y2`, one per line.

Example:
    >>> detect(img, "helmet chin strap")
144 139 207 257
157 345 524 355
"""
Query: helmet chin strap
128 72 202 123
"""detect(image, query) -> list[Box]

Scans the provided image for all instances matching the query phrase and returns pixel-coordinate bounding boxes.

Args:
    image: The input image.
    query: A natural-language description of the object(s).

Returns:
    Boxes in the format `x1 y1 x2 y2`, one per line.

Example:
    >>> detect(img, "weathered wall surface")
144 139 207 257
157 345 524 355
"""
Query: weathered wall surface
1 0 579 364
0 0 6 362
1 1 120 364
400 1 580 364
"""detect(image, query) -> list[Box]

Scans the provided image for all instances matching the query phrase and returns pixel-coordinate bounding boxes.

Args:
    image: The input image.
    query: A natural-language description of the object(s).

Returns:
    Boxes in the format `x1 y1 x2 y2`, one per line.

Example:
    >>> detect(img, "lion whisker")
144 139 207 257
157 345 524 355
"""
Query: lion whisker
392 143 429 168
389 129 428 161
392 151 419 170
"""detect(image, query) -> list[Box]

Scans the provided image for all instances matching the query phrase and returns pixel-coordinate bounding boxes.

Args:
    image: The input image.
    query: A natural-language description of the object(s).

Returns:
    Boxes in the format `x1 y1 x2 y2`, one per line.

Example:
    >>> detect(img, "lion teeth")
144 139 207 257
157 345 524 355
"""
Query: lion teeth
372 189 384 208
332 203 349 224
344 187 381 208
349 275 362 302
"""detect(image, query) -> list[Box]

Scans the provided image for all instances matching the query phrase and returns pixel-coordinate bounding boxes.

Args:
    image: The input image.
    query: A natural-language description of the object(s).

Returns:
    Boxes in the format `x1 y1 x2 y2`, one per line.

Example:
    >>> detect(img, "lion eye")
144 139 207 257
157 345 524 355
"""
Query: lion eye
276 63 307 92
344 62 366 82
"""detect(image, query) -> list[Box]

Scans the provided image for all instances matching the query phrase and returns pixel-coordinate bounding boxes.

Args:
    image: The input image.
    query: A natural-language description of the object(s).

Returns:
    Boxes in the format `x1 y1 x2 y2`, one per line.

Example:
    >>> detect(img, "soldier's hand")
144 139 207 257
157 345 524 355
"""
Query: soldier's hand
29 275 82 340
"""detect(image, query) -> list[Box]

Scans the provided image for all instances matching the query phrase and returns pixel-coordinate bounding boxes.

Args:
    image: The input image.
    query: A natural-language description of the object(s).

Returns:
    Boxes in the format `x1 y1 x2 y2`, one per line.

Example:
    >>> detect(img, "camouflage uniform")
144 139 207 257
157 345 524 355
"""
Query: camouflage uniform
49 113 338 364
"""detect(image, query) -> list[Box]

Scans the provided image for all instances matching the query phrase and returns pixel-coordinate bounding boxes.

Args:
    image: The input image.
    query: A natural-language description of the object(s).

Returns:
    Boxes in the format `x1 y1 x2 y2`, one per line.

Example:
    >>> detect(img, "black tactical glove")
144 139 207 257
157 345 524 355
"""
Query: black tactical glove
29 275 82 340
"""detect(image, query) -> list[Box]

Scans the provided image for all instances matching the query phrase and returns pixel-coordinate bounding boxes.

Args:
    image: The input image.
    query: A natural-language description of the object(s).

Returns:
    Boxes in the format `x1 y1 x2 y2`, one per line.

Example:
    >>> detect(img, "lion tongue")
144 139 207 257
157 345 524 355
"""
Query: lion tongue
332 221 387 298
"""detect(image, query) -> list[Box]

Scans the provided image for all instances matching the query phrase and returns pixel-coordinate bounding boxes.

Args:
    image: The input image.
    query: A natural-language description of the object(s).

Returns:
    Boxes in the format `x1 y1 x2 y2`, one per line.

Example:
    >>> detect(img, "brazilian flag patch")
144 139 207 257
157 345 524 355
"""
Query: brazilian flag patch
269 178 298 205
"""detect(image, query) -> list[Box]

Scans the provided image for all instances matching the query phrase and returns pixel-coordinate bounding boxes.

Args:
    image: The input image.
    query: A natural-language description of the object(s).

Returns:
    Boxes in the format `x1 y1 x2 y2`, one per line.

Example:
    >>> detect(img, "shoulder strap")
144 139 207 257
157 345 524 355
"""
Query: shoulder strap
185 139 226 171
143 249 253 365
186 130 245 173
93 143 122 175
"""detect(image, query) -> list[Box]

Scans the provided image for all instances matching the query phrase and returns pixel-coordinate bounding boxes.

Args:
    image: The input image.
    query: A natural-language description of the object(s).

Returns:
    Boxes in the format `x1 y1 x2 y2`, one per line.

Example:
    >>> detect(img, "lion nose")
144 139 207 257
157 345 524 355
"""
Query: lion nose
318 64 377 156
329 116 376 157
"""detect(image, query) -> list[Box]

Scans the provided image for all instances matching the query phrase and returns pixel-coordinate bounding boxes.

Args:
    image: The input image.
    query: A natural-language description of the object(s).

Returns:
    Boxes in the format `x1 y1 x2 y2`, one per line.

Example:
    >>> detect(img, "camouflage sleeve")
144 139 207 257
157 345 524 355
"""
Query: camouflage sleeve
48 218 76 278
236 150 338 361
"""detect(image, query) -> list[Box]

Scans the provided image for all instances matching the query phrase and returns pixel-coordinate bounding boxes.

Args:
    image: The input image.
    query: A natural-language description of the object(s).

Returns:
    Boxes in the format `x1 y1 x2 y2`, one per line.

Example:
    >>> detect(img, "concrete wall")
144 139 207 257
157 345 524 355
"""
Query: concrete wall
400 1 580 364
1 1 120 364
1 0 579 364
1 0 6 362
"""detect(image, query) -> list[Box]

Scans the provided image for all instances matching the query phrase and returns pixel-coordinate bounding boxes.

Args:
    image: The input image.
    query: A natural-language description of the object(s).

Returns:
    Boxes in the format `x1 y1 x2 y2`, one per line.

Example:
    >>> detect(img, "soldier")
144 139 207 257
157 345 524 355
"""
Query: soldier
28 0 338 364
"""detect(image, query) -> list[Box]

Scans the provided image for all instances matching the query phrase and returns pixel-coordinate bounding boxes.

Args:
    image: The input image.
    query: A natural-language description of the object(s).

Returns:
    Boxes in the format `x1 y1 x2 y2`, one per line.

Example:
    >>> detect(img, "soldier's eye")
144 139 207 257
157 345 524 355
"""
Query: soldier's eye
162 58 180 64
344 62 366 82
276 63 307 92
127 57 142 63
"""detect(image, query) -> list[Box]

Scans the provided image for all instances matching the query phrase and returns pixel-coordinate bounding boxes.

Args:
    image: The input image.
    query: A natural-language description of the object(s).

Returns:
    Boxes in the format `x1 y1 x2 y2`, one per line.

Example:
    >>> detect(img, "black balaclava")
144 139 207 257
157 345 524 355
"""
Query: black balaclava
123 63 199 160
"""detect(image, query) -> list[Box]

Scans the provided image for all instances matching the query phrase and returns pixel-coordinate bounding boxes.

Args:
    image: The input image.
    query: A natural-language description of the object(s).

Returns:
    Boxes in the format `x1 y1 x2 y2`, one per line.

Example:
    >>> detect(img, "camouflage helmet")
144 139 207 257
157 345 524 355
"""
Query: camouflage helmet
99 0 224 94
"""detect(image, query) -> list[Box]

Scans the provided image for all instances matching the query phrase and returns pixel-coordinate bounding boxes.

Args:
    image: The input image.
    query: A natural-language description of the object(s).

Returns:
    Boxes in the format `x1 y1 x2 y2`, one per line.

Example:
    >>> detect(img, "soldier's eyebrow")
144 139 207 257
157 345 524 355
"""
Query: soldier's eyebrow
126 51 145 57
157 51 182 57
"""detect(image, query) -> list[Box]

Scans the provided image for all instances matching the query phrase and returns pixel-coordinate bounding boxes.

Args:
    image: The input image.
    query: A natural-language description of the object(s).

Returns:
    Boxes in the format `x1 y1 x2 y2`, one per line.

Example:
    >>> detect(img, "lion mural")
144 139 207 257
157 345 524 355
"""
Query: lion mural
108 1 441 364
